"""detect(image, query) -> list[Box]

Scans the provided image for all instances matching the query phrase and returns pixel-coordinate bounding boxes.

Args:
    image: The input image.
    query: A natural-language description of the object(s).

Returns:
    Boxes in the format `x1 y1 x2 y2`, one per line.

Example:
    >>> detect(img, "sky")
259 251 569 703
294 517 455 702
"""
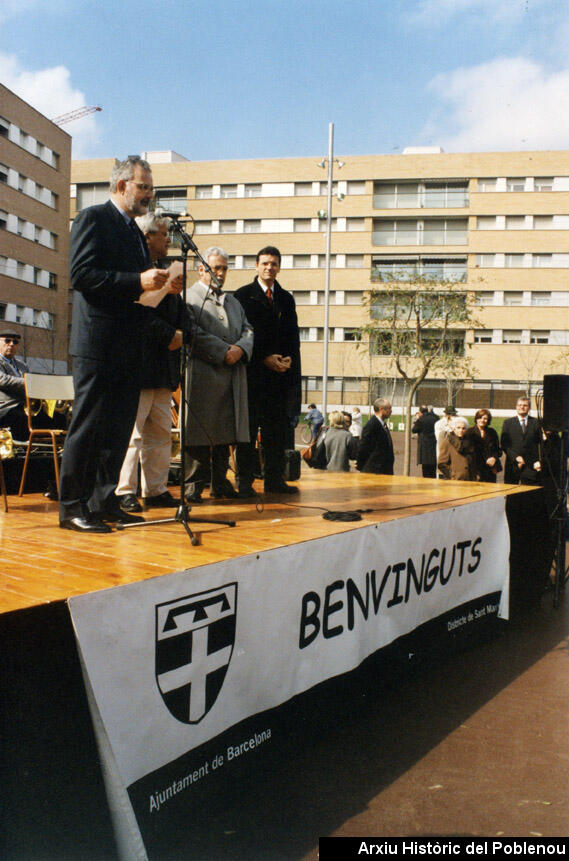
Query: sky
1 0 569 162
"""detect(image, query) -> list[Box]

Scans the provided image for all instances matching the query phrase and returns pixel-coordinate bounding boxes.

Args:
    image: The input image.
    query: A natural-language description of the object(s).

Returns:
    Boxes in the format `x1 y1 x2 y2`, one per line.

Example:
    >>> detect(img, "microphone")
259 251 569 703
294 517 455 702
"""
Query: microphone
154 208 187 219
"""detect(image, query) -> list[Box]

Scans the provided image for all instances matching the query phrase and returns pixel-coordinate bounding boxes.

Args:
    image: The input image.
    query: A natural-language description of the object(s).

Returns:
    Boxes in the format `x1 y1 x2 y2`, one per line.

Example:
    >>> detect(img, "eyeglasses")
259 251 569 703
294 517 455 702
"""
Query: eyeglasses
126 181 154 193
1 338 19 344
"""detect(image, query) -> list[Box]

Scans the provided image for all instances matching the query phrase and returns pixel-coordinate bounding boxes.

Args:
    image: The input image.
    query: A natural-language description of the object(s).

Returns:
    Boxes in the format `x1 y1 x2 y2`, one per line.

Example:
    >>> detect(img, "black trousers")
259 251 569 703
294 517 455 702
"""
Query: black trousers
235 391 289 489
185 444 232 495
59 357 140 520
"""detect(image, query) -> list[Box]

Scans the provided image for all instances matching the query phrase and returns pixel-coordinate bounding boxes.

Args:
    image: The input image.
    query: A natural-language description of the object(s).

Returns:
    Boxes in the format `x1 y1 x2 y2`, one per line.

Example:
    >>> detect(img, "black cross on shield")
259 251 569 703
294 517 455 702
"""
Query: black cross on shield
155 584 237 724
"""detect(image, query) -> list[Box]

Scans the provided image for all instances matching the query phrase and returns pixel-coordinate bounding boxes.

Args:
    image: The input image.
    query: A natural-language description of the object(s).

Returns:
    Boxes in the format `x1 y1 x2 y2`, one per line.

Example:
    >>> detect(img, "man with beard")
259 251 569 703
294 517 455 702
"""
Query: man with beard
59 156 170 532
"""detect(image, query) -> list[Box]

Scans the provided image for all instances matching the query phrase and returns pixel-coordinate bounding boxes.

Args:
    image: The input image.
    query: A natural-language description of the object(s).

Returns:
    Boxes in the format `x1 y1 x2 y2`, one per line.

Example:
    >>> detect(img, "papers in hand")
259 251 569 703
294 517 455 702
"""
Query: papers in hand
137 262 184 308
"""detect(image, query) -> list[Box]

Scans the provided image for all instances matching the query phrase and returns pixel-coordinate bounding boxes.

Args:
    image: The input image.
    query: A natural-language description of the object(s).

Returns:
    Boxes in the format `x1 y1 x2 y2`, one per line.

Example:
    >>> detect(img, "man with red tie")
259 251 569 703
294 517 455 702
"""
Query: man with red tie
356 398 395 475
500 396 541 485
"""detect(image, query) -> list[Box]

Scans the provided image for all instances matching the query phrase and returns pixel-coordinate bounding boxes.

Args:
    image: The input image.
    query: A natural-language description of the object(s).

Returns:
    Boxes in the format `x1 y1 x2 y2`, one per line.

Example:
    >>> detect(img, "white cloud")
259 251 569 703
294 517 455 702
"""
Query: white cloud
422 57 569 151
0 52 102 157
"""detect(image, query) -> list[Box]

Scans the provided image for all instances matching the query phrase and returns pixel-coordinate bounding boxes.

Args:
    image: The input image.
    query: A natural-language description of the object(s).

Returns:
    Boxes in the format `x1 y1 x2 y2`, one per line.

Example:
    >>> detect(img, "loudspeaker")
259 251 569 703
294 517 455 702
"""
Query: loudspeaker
543 374 569 432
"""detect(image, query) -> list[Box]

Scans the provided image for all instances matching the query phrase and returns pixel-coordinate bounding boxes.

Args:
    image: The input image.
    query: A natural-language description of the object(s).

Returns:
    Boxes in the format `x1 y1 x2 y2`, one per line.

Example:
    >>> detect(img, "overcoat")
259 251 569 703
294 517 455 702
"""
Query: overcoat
185 281 254 446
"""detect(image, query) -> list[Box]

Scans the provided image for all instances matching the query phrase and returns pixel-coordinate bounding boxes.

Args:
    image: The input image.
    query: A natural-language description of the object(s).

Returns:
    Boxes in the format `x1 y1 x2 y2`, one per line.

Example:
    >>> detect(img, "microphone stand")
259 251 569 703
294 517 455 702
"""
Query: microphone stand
117 215 236 545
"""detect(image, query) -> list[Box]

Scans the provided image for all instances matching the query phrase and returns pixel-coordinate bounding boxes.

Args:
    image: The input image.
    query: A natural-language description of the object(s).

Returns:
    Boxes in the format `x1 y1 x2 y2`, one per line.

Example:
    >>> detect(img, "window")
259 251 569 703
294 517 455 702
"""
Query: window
505 254 524 267
531 292 551 306
423 218 467 245
505 216 525 230
319 181 338 196
530 330 550 344
475 292 494 305
227 256 236 269
373 219 418 245
48 273 57 290
194 221 212 234
477 216 497 229
345 255 364 268
295 182 313 196
293 218 311 232
154 188 186 213
0 210 6 230
220 184 237 198
344 329 361 341
534 177 554 192
345 292 364 305
374 181 419 209
533 215 554 229
243 220 261 233
219 220 236 234
299 328 311 341
294 292 311 304
474 331 493 343
0 163 8 184
424 181 469 208
0 117 9 137
347 181 365 195
76 183 108 210
244 184 261 197
346 217 365 231
476 253 495 268
533 254 553 268
293 255 311 268
502 330 522 343
317 255 336 268
504 292 523 306
478 178 497 192
242 255 256 269
506 178 526 192
195 185 213 199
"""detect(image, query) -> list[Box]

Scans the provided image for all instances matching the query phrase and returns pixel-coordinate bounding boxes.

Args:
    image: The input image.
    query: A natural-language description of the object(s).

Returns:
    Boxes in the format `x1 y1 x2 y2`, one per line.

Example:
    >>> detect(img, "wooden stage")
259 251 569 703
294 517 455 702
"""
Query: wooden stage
0 470 538 615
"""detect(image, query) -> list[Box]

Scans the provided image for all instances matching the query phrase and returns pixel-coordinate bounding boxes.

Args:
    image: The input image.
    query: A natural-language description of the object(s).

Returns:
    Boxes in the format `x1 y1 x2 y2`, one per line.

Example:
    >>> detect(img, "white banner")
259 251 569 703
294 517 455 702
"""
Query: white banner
69 497 509 789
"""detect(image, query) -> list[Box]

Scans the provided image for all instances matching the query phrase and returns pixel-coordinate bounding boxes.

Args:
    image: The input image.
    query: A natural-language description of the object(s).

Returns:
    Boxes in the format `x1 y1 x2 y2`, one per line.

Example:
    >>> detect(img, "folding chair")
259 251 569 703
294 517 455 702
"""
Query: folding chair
18 373 74 496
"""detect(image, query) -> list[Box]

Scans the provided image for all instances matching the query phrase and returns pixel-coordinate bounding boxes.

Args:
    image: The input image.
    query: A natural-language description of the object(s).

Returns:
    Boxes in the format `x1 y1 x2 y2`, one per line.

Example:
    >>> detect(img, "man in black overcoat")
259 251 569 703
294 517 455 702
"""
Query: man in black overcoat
59 156 171 532
500 396 541 485
412 405 439 478
356 398 395 475
233 246 301 495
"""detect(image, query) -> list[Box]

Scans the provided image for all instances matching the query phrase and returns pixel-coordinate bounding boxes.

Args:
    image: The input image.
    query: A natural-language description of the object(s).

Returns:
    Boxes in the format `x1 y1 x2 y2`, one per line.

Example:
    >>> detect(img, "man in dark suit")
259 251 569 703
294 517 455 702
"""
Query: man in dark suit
0 329 29 441
59 156 171 532
356 398 395 475
412 404 439 478
233 246 301 495
500 396 541 485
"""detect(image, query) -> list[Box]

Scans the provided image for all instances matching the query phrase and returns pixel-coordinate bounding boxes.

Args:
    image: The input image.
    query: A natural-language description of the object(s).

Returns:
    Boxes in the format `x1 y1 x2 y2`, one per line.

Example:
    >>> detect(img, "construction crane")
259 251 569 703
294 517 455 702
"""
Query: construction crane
51 106 102 126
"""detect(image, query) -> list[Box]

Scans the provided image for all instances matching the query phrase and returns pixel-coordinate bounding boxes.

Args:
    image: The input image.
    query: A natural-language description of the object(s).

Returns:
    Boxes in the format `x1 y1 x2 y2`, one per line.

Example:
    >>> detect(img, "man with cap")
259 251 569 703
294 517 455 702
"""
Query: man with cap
0 329 29 441
434 406 457 473
412 404 439 478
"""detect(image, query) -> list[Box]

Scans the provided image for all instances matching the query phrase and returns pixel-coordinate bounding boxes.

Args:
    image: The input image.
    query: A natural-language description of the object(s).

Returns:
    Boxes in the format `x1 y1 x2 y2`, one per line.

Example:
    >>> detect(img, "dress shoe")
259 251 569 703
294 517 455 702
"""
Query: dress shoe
119 493 143 513
211 484 239 499
185 492 203 504
143 491 178 508
59 516 112 534
236 486 256 499
264 482 299 494
99 509 145 525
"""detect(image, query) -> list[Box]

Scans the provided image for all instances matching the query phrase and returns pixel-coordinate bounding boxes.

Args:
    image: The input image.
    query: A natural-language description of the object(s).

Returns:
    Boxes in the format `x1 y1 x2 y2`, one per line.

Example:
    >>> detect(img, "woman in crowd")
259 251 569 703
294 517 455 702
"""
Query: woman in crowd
467 408 502 483
437 416 478 481
324 411 359 472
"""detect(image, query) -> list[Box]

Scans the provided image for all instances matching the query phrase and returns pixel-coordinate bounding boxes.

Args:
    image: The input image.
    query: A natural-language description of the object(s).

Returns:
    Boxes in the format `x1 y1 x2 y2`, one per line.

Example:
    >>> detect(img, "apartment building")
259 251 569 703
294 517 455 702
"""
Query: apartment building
0 84 72 372
71 148 569 409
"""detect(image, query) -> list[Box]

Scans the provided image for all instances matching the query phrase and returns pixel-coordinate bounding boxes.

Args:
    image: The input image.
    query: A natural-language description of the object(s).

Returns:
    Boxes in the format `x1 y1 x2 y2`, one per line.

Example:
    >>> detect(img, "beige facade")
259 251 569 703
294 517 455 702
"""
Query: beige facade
1 84 71 372
71 149 569 408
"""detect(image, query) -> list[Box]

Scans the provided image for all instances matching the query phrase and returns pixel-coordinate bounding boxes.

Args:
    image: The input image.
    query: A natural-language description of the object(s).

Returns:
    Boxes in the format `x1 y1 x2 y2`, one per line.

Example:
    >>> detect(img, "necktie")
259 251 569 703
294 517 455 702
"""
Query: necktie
266 286 273 304
521 417 527 434
128 219 147 262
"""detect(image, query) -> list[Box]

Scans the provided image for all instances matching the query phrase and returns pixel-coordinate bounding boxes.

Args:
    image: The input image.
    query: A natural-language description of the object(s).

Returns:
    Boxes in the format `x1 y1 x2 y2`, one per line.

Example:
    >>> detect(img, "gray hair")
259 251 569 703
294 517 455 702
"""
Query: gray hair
135 212 169 234
373 397 391 413
452 416 468 429
109 156 151 193
202 246 228 263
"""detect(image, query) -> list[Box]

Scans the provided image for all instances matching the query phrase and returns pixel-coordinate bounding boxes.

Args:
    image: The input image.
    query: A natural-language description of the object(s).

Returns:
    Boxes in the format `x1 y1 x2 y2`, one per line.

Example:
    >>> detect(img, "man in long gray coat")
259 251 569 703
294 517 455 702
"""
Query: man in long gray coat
185 247 254 501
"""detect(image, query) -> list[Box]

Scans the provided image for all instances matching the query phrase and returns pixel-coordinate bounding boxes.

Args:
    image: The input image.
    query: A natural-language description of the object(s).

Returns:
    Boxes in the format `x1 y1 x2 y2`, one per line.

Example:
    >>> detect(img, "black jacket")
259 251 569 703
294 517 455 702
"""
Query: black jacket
356 414 394 475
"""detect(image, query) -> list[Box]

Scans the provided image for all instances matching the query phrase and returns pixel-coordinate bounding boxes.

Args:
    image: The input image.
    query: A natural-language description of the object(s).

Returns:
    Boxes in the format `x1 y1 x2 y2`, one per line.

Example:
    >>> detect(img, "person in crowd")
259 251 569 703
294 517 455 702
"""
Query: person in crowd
117 213 188 512
0 330 29 441
350 406 363 439
184 247 254 503
234 246 301 496
324 411 359 471
438 416 477 481
305 403 324 441
58 156 175 533
500 396 541 485
356 397 394 475
466 408 502 483
342 410 353 432
434 405 457 476
412 404 439 478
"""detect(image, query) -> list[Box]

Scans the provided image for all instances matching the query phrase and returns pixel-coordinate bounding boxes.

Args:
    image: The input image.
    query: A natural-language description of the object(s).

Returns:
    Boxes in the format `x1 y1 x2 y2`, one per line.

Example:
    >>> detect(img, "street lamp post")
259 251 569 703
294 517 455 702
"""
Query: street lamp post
318 122 344 419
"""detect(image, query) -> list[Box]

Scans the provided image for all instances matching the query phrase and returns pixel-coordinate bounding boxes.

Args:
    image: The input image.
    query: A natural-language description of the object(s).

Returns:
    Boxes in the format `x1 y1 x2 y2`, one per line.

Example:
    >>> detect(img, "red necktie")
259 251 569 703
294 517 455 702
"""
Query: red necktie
266 287 272 304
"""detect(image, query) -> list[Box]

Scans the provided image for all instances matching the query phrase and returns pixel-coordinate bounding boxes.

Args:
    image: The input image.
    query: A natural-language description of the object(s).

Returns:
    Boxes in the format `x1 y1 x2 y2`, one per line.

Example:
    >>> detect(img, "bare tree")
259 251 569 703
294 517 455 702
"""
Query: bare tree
359 277 478 475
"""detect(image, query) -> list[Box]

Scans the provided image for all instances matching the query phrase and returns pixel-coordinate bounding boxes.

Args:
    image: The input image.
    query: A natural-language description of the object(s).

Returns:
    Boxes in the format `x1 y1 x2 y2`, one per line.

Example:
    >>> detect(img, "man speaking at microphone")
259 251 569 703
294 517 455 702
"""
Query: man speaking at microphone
59 156 171 533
